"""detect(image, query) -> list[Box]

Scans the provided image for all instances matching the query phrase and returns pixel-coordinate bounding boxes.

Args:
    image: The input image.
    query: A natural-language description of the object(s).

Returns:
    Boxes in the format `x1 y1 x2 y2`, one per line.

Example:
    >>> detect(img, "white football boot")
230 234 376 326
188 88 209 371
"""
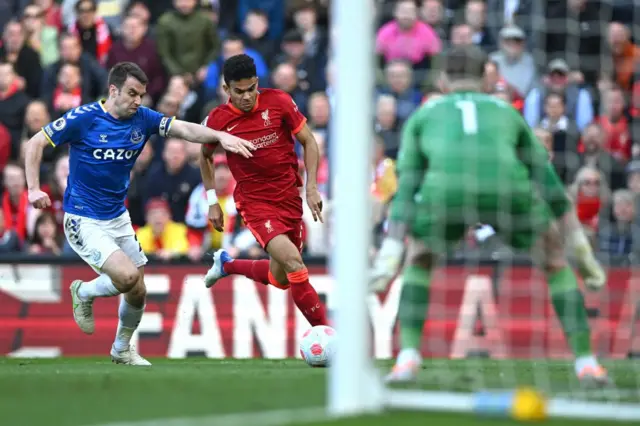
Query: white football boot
70 280 95 335
385 348 421 383
204 249 233 288
110 345 152 366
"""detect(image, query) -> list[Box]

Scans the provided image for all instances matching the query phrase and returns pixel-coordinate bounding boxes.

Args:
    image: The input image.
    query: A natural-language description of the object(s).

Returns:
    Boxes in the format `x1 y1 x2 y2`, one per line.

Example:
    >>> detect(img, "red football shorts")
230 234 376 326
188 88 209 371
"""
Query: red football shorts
236 200 305 252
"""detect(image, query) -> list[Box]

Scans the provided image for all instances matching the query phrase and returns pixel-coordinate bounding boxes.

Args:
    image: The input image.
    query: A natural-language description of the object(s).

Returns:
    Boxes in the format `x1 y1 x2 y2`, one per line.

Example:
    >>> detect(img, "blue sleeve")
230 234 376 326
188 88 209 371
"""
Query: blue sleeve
41 109 88 147
140 107 174 138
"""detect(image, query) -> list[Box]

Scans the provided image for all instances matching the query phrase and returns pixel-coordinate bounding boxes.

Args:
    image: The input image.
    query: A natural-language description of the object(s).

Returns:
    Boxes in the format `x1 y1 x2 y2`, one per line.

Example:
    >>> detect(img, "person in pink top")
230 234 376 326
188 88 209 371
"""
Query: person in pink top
376 0 442 68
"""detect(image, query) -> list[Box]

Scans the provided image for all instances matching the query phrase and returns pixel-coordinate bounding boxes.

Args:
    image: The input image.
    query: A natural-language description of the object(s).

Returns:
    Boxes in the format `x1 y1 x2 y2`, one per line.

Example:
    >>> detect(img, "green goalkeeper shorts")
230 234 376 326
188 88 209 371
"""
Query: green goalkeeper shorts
409 189 563 253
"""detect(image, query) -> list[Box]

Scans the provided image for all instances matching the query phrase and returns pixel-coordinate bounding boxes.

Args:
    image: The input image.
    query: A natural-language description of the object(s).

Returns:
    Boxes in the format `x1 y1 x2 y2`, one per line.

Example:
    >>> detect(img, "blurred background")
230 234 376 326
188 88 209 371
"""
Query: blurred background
0 0 637 268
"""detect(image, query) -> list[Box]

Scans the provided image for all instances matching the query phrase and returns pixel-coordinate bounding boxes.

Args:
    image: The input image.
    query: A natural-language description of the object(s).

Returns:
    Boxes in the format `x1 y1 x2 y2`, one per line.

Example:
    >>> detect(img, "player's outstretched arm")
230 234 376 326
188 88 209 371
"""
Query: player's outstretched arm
199 144 224 232
295 124 323 223
169 120 255 158
24 131 52 209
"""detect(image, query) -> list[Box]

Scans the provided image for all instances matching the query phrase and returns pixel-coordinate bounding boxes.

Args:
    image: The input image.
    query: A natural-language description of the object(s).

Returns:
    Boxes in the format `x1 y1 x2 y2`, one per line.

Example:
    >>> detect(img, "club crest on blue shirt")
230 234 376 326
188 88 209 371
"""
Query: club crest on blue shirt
130 128 144 143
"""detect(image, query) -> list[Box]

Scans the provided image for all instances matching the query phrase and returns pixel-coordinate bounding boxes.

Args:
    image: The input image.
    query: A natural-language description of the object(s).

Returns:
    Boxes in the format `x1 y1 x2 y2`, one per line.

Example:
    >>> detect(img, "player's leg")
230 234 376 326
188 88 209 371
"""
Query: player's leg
266 234 327 326
562 206 606 291
508 199 609 385
386 237 439 383
107 224 152 365
65 214 140 335
205 250 271 288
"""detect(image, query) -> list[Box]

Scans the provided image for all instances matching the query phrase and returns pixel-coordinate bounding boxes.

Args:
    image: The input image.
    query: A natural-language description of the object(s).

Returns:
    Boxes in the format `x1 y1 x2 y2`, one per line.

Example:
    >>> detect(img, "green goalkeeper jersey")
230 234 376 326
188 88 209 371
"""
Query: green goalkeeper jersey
389 91 570 237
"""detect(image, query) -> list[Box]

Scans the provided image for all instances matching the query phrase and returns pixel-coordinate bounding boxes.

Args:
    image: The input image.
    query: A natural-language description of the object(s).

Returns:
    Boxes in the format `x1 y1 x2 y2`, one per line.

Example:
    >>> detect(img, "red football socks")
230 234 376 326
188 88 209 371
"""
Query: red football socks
223 259 270 285
287 268 328 326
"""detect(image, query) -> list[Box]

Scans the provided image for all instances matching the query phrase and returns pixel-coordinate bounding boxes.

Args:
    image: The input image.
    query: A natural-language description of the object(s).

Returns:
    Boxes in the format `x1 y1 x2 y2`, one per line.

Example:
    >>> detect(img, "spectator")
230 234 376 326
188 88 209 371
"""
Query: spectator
533 127 554 161
625 160 640 221
126 1 151 27
2 163 29 241
20 100 56 168
371 134 397 225
0 62 29 154
464 0 495 52
136 198 189 261
569 166 610 240
185 155 236 259
539 93 580 164
483 59 523 112
489 26 535 97
486 0 541 43
22 3 60 67
524 59 594 132
292 4 327 64
242 9 278 62
421 0 447 41
274 29 324 93
307 92 330 141
542 0 609 86
597 189 640 257
106 14 166 103
595 86 633 163
374 94 399 159
379 60 421 123
28 211 62 255
237 0 285 41
35 0 63 31
67 0 112 66
606 22 639 92
0 20 42 99
449 23 474 47
41 33 108 102
156 0 219 85
165 75 199 122
48 62 90 118
61 0 128 31
271 62 308 117
143 138 201 223
0 122 10 170
203 35 268 101
376 0 441 69
298 159 329 256
0 209 20 252
570 123 626 190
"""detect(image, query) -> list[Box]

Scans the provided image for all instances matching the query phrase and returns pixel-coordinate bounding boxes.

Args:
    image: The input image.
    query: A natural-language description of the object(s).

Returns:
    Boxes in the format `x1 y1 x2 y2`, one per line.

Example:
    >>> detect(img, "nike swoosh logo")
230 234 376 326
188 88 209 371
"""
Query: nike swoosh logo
227 124 239 131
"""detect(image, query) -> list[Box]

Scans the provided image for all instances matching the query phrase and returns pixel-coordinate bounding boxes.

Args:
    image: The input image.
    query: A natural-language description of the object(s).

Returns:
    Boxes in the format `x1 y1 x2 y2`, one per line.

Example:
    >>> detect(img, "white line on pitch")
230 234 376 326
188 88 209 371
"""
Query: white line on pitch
89 407 328 426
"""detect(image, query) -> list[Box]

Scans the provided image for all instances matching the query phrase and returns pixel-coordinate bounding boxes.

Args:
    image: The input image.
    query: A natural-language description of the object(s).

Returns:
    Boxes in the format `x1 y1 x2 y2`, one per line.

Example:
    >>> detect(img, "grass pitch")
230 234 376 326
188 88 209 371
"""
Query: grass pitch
0 358 637 426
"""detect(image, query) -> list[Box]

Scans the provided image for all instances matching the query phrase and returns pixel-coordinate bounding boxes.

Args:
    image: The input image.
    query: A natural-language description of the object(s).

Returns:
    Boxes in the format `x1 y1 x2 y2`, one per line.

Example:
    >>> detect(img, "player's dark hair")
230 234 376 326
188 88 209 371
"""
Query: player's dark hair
443 46 487 81
223 54 257 85
108 62 148 89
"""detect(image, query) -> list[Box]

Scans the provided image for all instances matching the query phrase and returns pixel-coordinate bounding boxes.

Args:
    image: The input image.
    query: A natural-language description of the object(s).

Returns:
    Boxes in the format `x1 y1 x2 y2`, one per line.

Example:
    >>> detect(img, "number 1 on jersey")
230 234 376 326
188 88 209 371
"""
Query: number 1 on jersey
455 100 478 135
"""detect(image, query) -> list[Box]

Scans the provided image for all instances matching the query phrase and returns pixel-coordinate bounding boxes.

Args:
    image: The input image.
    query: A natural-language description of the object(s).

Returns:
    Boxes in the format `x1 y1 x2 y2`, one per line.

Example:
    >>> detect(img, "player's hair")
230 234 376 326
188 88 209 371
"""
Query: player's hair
223 54 257 85
108 62 148 89
442 45 487 81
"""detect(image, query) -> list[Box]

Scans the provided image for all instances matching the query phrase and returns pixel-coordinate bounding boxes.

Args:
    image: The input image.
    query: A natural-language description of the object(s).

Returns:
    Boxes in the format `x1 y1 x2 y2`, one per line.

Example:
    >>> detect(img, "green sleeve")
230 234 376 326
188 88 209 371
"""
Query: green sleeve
388 112 427 225
516 114 571 218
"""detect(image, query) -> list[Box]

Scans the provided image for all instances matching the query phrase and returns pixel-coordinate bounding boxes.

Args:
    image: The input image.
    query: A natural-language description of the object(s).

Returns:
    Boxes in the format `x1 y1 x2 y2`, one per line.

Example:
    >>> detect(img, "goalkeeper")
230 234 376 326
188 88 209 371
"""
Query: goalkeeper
371 47 609 385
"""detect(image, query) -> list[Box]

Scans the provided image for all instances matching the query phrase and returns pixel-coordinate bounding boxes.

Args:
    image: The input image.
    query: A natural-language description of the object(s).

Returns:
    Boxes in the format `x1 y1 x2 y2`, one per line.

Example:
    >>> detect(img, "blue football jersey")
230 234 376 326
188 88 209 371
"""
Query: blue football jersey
42 101 174 220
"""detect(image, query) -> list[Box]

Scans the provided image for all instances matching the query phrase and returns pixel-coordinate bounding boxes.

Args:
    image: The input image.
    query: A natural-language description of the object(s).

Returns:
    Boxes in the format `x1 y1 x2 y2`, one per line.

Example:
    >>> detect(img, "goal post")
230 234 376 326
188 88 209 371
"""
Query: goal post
328 0 382 417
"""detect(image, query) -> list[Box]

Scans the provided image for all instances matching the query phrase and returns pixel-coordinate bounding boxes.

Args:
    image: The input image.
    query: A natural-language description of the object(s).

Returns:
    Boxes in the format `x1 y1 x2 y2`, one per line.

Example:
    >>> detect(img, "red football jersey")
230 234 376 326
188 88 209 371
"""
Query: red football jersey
205 88 307 205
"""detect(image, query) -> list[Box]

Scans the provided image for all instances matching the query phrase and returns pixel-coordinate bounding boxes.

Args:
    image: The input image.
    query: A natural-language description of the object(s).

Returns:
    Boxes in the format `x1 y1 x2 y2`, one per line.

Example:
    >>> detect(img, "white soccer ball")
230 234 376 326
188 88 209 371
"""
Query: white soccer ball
299 325 336 367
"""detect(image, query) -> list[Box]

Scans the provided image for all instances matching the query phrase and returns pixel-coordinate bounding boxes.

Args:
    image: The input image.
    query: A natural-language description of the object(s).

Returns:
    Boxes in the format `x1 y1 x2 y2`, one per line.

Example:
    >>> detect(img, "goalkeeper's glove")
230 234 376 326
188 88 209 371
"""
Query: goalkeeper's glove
370 238 405 292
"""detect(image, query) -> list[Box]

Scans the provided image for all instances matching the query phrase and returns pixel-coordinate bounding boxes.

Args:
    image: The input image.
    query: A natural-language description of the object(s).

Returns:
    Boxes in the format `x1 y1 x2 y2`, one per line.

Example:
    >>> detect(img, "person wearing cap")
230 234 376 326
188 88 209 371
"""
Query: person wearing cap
489 26 535 97
524 58 594 132
136 197 189 261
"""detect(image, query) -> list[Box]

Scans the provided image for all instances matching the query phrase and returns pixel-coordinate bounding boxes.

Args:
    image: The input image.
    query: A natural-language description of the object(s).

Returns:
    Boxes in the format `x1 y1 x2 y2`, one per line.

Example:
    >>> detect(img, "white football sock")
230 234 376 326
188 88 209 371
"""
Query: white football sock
77 274 120 301
113 298 144 352
575 354 598 375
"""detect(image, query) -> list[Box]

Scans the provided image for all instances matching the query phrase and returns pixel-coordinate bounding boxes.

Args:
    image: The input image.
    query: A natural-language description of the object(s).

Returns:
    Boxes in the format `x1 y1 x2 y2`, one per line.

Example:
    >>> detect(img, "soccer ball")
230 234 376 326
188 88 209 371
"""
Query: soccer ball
299 325 336 367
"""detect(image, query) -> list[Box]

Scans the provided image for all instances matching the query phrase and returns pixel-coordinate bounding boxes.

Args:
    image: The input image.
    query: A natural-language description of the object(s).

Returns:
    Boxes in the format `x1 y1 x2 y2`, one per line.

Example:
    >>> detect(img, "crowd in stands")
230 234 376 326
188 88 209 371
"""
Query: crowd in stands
0 0 638 264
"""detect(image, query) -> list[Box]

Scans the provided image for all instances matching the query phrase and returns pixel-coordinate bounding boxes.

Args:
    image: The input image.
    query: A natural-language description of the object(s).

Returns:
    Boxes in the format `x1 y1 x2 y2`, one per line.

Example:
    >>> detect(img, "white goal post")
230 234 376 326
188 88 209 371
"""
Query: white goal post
328 0 640 423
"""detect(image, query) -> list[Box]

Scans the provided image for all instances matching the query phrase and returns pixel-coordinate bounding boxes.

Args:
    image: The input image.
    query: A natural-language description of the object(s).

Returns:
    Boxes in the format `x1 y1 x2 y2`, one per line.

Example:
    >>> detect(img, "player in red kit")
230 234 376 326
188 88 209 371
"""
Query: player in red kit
200 54 328 327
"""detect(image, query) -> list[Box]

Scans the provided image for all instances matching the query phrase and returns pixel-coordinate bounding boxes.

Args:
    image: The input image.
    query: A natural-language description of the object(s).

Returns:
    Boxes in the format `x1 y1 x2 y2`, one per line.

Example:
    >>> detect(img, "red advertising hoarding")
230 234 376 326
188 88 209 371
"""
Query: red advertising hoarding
0 264 638 359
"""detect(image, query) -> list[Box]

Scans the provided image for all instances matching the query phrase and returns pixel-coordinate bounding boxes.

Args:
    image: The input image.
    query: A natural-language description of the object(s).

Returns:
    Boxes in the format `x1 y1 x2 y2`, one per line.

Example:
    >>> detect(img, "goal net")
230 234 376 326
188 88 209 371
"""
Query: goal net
330 0 640 423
